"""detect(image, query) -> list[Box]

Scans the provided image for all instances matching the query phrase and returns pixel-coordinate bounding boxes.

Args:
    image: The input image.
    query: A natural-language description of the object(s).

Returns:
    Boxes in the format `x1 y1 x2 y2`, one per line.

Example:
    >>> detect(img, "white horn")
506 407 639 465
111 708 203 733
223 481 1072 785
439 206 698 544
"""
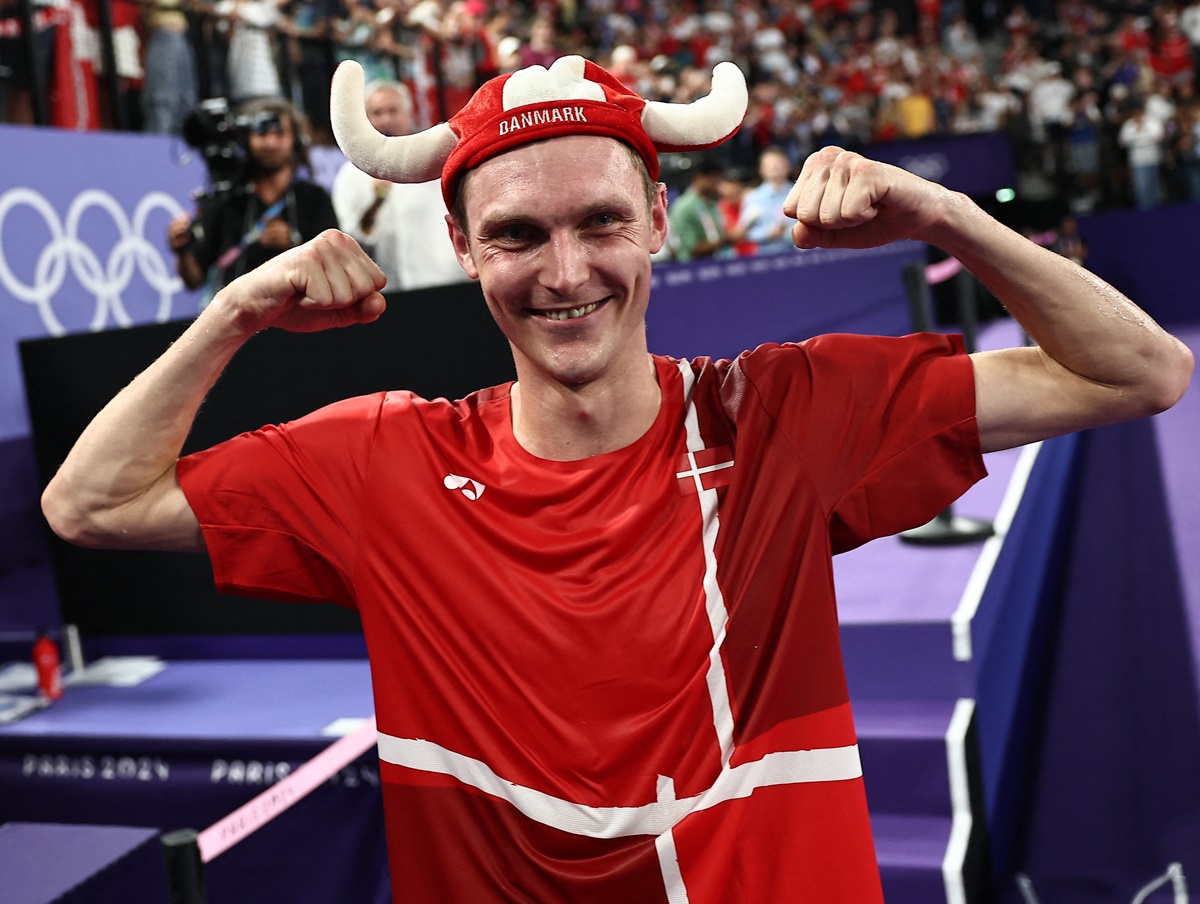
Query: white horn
641 61 748 148
331 60 458 183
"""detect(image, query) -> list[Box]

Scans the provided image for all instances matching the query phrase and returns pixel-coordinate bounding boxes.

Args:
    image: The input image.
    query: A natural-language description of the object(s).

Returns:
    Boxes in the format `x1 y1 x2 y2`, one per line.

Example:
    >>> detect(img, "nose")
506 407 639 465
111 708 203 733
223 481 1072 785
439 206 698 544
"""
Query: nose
538 232 590 298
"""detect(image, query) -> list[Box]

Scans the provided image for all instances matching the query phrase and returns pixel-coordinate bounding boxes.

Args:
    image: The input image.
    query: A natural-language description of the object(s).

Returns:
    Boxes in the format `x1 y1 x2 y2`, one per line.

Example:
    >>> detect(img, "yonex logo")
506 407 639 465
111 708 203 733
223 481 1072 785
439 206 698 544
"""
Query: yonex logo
443 474 486 500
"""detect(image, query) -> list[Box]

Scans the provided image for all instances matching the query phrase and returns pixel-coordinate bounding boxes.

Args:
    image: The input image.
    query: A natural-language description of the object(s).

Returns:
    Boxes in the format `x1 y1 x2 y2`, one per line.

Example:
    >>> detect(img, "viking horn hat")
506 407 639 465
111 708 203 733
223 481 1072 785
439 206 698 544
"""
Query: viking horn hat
331 55 749 207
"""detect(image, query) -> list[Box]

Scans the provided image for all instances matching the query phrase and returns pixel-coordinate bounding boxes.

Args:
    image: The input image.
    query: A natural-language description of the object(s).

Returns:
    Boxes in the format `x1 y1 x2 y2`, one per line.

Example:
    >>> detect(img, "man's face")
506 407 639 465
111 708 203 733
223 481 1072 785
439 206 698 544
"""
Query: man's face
247 115 294 173
694 171 722 199
449 135 667 389
366 88 413 137
759 150 790 185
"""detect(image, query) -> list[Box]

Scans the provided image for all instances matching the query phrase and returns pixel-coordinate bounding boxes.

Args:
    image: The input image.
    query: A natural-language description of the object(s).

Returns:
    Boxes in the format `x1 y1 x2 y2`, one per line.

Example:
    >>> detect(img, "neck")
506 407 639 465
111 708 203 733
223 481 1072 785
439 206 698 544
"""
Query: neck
254 166 293 204
510 354 661 461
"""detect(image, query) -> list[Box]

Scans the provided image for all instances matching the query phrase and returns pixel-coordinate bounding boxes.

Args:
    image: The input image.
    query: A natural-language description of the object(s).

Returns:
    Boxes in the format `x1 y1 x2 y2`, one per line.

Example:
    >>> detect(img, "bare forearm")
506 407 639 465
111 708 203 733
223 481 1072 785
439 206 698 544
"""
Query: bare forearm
926 194 1193 417
44 230 385 548
41 300 251 549
786 148 1192 451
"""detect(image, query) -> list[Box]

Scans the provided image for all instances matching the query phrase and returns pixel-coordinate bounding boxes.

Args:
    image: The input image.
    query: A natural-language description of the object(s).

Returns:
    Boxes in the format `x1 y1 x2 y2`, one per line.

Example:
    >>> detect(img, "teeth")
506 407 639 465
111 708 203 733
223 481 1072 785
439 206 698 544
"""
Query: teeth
543 302 600 321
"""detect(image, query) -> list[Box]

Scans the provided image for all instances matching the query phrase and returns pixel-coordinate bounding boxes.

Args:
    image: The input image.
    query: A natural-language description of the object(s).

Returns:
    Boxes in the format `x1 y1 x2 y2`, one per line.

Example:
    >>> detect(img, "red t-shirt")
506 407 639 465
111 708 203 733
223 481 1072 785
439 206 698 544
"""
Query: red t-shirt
178 334 984 902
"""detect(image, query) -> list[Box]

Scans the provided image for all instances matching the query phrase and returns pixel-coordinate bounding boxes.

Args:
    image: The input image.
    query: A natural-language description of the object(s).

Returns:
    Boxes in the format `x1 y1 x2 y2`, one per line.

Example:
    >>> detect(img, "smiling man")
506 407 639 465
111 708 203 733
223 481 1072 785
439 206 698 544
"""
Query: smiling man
43 56 1193 901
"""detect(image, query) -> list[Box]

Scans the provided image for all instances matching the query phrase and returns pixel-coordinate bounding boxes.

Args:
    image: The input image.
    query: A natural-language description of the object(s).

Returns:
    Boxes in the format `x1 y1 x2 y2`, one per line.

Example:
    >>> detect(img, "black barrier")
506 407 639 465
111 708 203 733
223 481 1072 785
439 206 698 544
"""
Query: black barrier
899 260 994 546
20 281 512 642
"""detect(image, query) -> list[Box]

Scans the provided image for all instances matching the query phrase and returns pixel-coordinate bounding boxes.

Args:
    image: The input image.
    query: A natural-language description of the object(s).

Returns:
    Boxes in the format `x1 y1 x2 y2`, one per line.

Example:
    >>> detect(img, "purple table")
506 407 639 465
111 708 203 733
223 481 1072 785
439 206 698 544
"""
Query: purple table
0 822 167 904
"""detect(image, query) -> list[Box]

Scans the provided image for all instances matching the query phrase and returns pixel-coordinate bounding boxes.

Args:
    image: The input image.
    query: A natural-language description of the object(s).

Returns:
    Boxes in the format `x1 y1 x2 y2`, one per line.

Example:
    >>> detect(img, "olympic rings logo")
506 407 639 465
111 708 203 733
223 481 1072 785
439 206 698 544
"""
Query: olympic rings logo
0 187 189 336
897 153 951 183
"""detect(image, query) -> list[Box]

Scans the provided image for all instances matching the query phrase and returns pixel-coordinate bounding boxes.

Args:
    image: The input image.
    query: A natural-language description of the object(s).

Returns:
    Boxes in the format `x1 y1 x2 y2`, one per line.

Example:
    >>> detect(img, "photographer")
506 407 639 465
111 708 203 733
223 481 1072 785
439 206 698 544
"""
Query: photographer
168 97 338 294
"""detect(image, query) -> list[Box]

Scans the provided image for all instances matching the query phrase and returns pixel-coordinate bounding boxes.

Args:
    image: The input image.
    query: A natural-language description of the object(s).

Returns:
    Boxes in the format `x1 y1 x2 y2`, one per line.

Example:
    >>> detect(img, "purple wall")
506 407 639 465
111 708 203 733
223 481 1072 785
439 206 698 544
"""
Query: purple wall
1077 202 1200 328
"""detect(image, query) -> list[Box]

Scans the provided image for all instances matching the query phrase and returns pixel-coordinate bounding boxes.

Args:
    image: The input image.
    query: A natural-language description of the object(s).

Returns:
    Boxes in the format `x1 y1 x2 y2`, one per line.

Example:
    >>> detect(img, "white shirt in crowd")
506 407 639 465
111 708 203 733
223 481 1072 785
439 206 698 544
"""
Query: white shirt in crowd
1118 114 1166 167
332 164 469 293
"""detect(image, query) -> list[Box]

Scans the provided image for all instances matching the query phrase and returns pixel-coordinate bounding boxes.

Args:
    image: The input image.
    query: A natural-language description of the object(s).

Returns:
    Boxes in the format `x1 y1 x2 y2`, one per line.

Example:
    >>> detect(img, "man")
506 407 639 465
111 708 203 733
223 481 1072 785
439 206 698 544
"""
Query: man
43 56 1192 901
331 79 468 292
667 156 734 261
1118 101 1167 210
739 145 796 254
167 97 337 293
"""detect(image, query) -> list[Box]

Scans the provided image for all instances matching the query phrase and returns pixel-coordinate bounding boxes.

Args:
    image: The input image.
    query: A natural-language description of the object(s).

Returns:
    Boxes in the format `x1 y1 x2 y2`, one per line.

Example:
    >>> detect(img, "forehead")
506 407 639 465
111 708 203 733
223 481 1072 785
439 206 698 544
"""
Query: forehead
462 135 646 222
251 113 292 135
368 89 407 109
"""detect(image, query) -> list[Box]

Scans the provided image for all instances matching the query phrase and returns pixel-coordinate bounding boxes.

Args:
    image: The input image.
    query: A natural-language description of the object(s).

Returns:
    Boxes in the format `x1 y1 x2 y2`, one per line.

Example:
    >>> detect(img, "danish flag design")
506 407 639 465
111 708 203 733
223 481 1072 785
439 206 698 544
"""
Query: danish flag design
674 446 735 496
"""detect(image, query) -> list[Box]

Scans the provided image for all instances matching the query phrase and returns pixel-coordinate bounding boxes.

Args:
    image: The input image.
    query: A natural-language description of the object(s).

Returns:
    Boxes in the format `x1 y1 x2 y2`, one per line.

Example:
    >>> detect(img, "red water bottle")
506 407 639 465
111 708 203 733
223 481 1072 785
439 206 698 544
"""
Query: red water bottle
33 632 63 701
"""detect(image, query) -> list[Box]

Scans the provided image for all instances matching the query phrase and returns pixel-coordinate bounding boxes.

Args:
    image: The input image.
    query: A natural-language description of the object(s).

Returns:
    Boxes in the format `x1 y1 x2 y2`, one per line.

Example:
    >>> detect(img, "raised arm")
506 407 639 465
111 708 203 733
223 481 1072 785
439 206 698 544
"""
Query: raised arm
785 147 1194 453
41 229 387 552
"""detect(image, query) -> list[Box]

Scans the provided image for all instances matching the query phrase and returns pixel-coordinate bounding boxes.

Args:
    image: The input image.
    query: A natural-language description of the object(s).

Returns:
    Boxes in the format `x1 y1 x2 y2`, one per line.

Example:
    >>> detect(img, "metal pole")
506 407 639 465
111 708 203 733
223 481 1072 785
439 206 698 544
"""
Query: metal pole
161 828 206 904
898 258 993 546
954 266 980 353
93 0 125 128
15 0 48 125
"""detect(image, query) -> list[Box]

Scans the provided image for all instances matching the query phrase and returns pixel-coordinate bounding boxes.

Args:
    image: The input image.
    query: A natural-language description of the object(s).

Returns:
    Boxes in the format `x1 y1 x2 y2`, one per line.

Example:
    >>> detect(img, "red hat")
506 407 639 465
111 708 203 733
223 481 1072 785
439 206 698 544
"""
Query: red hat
332 55 748 208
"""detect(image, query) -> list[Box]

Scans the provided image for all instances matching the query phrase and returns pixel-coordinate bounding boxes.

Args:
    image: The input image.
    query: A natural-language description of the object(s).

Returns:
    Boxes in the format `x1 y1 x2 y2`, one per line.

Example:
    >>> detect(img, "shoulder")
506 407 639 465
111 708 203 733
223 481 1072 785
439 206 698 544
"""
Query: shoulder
293 179 334 200
332 162 368 187
731 333 969 389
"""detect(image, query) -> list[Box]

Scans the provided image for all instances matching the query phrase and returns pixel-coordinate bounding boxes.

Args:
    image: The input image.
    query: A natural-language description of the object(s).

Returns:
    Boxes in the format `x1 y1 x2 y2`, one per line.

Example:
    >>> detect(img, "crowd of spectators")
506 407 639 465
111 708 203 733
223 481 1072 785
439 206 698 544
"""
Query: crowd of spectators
4 0 1200 218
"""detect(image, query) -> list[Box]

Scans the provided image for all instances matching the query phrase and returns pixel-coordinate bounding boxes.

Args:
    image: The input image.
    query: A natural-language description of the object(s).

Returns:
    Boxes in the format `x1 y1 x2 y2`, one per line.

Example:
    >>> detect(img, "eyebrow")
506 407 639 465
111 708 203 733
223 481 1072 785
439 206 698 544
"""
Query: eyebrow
476 196 638 235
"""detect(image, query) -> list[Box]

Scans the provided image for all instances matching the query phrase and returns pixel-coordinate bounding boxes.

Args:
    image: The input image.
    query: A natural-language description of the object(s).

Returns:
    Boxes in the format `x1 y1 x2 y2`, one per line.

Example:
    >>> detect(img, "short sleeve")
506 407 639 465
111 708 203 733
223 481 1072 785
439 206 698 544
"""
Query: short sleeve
177 392 388 607
733 333 986 552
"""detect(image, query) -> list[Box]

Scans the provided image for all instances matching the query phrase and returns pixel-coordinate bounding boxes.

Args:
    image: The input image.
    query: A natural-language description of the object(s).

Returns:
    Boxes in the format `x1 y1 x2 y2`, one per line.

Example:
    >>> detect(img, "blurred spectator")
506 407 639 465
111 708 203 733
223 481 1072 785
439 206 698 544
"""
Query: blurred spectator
717 168 755 257
9 0 1200 218
896 70 938 138
333 0 390 85
609 43 639 90
405 0 495 121
1053 214 1088 266
1169 97 1200 200
740 146 796 255
1030 60 1075 188
1118 101 1166 209
226 0 284 103
1066 89 1103 211
943 12 981 62
167 97 336 294
141 0 197 134
1152 12 1194 88
0 0 60 125
280 0 339 144
100 0 145 128
519 14 561 70
331 79 467 291
975 74 1020 130
495 34 521 73
1183 1 1200 73
668 157 731 263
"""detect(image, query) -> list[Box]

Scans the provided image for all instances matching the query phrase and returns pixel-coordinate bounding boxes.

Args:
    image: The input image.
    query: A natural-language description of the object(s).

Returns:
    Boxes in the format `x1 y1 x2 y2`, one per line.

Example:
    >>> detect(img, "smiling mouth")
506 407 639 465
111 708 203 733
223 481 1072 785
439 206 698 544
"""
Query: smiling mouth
532 300 604 321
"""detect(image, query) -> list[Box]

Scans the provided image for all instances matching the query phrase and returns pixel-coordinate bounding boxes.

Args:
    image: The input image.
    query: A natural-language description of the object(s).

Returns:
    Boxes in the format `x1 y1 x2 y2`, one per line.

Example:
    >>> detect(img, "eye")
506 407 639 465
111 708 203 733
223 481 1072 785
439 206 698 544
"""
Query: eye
588 211 623 230
489 223 534 246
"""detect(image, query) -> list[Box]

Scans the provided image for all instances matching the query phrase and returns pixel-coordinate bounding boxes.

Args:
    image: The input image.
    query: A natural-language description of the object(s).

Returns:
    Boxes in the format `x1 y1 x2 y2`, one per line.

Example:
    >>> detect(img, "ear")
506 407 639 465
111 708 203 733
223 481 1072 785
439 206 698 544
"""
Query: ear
648 183 669 255
446 215 479 280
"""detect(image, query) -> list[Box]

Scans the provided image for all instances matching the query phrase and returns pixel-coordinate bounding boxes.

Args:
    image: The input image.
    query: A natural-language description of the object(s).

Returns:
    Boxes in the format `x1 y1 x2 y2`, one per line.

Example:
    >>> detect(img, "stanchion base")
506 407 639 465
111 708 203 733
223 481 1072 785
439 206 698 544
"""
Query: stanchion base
899 513 994 546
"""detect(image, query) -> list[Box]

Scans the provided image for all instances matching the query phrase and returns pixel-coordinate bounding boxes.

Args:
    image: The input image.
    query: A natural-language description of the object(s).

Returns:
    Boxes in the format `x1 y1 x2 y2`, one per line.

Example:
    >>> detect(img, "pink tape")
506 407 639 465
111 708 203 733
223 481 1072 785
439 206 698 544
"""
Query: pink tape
924 230 1057 286
197 716 378 863
924 257 963 285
